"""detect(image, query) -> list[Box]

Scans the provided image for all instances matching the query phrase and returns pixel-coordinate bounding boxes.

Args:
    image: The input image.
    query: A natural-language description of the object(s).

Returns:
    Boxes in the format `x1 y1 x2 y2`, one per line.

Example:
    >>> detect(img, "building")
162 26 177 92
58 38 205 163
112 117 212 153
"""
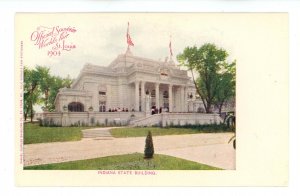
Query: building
55 49 197 113
42 49 222 127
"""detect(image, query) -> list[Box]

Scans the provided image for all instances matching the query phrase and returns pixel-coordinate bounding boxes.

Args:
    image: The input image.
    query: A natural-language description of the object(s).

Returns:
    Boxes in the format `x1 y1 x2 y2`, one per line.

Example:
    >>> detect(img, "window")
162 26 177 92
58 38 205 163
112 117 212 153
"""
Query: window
163 91 169 98
99 91 106 95
68 102 84 112
99 101 106 112
151 90 155 98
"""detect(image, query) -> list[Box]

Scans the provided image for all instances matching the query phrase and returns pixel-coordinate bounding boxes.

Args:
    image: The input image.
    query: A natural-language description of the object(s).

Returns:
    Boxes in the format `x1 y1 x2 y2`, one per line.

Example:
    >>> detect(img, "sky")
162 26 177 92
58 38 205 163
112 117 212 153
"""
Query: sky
17 13 240 79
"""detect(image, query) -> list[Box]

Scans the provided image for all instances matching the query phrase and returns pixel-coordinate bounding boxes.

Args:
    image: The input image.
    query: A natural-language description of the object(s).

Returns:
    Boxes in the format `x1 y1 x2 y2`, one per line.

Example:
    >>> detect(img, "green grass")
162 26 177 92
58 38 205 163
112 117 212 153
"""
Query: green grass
110 124 232 138
24 123 233 144
24 123 90 144
24 153 221 170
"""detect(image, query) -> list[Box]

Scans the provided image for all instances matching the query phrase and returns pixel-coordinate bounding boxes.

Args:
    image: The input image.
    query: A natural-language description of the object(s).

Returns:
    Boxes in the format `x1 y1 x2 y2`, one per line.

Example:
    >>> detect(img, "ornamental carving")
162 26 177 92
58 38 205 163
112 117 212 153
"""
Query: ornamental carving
159 68 170 80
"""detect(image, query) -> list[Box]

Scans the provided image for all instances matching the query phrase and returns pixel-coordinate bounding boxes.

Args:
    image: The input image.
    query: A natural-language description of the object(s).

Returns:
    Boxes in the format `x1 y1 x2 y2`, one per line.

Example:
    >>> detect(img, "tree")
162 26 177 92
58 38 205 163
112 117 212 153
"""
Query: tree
214 61 236 113
144 131 154 159
24 67 40 122
63 74 73 88
35 66 52 110
23 66 74 118
46 75 73 112
177 43 236 113
47 76 64 112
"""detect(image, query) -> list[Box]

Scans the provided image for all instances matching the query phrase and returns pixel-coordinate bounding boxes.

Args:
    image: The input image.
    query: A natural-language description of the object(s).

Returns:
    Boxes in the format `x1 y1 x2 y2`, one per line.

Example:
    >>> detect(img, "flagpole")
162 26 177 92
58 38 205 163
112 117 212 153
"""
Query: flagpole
126 21 134 57
127 22 129 51
169 35 173 60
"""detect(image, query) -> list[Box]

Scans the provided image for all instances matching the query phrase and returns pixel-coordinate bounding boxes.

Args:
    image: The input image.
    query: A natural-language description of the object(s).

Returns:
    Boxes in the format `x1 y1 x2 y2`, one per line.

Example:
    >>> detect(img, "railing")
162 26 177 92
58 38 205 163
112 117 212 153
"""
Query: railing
131 114 162 127
131 113 223 127
41 111 223 127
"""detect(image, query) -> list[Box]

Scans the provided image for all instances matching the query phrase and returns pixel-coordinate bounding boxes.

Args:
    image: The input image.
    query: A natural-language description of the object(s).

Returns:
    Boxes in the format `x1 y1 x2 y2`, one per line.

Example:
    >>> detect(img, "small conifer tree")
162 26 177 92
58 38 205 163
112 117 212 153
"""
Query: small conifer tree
144 131 154 159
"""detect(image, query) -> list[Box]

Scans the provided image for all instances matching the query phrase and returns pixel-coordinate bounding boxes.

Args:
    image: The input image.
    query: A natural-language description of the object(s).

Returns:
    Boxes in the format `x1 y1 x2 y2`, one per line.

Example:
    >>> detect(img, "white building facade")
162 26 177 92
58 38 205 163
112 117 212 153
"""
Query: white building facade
55 49 197 113
42 49 222 127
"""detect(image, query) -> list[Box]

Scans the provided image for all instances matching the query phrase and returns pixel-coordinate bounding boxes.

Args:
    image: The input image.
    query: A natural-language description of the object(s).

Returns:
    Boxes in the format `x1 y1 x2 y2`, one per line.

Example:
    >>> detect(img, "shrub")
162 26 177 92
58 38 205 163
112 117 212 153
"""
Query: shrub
90 117 95 125
224 114 236 130
49 118 54 126
168 123 232 132
170 121 174 127
38 119 43 126
144 131 154 159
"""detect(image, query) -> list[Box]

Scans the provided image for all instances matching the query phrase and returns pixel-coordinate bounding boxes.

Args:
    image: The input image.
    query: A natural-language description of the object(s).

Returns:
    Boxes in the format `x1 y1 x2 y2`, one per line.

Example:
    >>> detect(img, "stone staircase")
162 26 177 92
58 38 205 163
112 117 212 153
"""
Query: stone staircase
130 113 223 127
130 114 162 127
82 128 114 139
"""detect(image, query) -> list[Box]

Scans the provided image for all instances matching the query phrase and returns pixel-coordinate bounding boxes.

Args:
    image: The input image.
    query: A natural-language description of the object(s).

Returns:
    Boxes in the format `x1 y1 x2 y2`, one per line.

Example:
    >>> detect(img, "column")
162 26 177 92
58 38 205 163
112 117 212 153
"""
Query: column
184 87 187 112
135 81 139 112
180 86 185 112
168 84 173 112
141 81 145 112
155 83 160 110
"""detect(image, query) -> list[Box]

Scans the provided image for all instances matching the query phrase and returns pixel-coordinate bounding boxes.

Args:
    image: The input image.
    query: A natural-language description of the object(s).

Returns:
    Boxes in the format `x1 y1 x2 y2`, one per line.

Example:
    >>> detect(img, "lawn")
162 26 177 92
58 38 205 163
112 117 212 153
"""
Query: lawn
24 153 221 170
24 123 90 144
110 124 232 138
24 123 233 144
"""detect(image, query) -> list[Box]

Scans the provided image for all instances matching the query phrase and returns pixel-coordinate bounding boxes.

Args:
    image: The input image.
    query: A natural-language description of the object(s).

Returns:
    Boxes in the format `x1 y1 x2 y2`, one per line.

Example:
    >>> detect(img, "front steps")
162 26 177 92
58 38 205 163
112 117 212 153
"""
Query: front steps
130 113 223 127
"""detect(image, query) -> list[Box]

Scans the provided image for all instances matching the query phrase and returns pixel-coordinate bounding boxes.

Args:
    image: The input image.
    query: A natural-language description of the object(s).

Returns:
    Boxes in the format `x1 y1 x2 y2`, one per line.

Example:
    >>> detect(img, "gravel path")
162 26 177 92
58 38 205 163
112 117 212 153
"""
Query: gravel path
24 129 235 170
81 127 114 139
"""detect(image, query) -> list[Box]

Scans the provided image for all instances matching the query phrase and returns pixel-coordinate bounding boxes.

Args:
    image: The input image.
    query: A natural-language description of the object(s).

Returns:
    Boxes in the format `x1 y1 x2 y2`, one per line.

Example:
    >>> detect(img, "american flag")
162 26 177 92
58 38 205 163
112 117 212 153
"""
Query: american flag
127 22 134 46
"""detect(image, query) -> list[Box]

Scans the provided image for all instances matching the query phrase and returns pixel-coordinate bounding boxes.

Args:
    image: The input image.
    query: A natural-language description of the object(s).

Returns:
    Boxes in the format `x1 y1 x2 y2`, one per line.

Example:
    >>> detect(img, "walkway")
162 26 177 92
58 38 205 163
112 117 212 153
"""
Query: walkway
23 129 235 170
81 127 114 139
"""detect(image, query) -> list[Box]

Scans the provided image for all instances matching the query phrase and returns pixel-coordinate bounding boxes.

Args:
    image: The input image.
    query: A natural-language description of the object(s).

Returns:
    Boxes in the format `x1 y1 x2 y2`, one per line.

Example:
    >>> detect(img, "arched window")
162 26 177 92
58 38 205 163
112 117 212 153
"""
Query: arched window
68 102 84 112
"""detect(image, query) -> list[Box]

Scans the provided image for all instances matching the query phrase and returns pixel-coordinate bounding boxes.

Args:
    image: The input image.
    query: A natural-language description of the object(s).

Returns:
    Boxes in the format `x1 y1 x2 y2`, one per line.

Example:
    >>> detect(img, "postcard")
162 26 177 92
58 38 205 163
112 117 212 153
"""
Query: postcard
15 13 288 186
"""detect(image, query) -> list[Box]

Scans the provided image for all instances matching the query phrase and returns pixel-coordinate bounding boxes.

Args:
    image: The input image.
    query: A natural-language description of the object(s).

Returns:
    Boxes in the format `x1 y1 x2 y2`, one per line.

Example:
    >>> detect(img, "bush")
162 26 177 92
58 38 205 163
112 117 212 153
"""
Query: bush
90 117 95 125
169 123 232 132
144 131 154 159
224 114 235 130
38 118 43 126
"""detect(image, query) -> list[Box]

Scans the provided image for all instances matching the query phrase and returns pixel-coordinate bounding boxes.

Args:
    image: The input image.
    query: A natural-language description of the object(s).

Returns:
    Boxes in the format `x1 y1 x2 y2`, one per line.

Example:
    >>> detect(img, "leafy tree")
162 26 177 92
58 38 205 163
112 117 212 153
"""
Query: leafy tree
144 131 154 159
177 43 236 113
63 74 73 88
23 66 74 118
41 75 73 112
47 76 64 112
24 67 40 122
35 66 52 110
214 62 236 113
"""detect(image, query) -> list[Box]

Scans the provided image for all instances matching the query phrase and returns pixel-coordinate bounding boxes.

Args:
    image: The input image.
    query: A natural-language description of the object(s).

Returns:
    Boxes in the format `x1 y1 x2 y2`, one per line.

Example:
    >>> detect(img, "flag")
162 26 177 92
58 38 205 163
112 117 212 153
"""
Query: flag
127 22 134 46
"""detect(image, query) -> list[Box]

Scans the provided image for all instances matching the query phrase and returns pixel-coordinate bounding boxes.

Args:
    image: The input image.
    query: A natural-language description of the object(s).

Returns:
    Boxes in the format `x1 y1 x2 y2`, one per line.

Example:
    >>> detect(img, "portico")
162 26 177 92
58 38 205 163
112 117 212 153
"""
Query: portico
133 80 188 114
